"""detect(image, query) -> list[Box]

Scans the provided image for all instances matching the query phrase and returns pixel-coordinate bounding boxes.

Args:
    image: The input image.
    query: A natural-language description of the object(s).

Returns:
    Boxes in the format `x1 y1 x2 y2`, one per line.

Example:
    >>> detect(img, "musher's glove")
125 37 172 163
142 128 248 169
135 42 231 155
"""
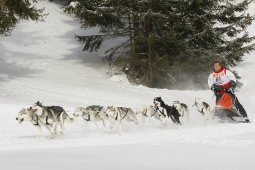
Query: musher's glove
229 80 237 89
211 84 222 91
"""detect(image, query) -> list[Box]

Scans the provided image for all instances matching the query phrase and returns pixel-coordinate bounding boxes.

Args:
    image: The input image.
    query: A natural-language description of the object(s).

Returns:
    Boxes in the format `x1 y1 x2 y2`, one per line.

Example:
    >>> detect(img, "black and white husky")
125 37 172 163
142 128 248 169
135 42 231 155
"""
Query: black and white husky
153 97 181 125
32 101 73 133
73 105 107 129
173 101 189 123
105 106 139 134
193 98 211 122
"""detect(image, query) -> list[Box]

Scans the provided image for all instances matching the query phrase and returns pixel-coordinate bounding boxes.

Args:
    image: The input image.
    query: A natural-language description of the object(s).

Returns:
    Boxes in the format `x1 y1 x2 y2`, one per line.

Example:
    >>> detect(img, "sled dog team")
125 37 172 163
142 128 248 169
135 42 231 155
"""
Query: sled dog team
16 98 211 135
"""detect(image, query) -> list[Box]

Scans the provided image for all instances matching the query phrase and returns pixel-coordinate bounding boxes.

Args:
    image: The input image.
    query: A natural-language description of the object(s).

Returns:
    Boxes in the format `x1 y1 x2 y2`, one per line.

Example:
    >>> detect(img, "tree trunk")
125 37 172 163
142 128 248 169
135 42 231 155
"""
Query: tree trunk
148 33 153 83
132 14 139 61
128 13 135 60
145 10 153 84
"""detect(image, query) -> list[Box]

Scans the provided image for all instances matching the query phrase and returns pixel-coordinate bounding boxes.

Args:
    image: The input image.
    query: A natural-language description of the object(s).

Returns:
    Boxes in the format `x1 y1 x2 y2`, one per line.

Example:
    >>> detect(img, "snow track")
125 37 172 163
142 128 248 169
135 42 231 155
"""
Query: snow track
0 1 255 170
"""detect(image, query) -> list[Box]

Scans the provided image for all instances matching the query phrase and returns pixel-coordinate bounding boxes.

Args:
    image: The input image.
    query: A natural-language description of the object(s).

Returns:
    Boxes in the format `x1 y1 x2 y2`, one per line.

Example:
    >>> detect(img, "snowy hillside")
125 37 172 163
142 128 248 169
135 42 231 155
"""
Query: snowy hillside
0 1 255 170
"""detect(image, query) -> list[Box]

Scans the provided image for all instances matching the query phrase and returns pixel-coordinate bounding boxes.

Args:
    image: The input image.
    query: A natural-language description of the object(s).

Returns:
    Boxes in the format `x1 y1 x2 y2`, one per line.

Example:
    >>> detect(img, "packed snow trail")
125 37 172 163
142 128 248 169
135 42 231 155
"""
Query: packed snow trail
0 1 255 170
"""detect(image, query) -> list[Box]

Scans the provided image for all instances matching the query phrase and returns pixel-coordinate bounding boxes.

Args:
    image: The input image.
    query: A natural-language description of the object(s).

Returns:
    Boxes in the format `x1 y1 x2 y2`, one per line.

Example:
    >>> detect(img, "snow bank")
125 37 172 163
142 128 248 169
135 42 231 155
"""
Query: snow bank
0 1 255 170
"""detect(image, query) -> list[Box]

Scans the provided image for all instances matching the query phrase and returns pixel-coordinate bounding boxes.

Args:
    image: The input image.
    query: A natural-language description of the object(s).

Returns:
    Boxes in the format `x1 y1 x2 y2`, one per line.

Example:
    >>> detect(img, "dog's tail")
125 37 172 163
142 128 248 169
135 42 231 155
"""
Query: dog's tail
67 117 74 123
63 112 74 123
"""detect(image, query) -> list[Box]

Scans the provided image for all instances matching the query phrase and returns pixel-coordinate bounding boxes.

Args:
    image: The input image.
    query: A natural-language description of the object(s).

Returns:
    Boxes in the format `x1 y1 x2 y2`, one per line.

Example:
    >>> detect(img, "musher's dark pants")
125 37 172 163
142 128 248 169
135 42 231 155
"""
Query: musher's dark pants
216 92 247 118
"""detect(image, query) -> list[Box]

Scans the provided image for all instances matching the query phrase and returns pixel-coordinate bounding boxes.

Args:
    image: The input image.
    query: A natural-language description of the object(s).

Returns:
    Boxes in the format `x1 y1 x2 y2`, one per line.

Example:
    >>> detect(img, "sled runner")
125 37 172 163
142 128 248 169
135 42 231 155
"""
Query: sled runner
212 93 248 123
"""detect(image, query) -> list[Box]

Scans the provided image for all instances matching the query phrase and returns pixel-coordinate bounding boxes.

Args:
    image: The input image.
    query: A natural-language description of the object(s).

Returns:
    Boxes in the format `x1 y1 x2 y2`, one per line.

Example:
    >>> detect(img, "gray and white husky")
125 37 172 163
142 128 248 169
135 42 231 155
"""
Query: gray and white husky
73 105 107 129
173 101 189 123
193 98 211 123
16 107 54 136
105 106 139 134
32 101 74 133
136 105 168 125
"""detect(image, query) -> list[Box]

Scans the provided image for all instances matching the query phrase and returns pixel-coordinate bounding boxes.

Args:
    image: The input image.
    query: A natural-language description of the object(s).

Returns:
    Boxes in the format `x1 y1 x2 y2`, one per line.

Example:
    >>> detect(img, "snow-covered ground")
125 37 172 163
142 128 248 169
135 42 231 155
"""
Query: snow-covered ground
0 1 255 169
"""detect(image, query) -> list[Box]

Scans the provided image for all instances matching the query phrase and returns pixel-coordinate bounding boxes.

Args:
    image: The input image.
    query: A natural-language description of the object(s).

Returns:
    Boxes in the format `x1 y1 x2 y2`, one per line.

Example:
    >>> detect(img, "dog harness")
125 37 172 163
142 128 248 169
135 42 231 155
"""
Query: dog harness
83 113 90 121
31 114 39 126
156 106 167 118
119 108 129 120
142 106 159 117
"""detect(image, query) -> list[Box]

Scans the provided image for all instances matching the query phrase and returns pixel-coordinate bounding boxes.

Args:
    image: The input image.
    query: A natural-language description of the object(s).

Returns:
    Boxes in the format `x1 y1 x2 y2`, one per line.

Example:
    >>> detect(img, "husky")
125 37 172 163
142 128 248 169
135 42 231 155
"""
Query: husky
32 101 74 133
73 105 107 129
16 107 54 136
137 105 169 125
153 97 181 125
173 101 189 123
105 106 139 134
193 98 211 122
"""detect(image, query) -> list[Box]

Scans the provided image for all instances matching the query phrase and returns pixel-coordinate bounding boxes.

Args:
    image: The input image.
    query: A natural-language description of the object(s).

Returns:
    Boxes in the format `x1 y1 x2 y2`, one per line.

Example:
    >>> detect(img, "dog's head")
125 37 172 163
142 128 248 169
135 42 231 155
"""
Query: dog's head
73 107 85 117
90 105 103 112
193 98 203 107
73 107 92 121
16 107 37 124
154 97 163 107
105 106 116 117
173 101 181 108
31 101 44 115
34 101 43 107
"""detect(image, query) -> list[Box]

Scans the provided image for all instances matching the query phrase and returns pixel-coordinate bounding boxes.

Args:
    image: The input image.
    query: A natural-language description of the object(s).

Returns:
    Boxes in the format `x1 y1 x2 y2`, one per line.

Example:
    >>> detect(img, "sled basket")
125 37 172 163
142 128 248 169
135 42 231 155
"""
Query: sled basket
216 93 233 110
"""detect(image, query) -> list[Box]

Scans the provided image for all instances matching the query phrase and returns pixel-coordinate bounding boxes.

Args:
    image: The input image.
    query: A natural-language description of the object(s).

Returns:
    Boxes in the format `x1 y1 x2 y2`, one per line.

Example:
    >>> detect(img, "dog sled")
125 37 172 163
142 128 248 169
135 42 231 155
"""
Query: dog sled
212 93 248 123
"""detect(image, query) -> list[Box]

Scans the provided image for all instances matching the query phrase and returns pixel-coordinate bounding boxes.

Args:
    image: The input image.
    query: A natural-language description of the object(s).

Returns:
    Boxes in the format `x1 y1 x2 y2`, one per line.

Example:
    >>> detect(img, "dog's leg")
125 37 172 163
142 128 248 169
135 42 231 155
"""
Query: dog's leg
140 107 148 124
118 120 122 135
94 121 99 130
35 125 44 138
108 118 114 129
62 116 65 129
130 112 139 125
205 112 209 121
186 109 190 122
43 124 54 136
179 116 183 125
161 117 168 126
203 116 207 126
60 114 65 132
174 113 181 125
141 114 146 124
102 119 106 127
114 111 121 135
208 107 212 120
58 116 64 134
204 108 210 123
53 122 58 134
203 111 209 126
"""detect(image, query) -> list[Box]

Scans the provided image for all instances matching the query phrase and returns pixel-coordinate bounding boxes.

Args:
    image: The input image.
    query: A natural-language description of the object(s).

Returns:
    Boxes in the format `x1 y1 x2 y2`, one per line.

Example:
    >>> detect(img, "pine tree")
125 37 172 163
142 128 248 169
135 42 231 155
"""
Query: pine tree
66 0 255 89
168 0 255 88
65 1 136 52
0 0 44 36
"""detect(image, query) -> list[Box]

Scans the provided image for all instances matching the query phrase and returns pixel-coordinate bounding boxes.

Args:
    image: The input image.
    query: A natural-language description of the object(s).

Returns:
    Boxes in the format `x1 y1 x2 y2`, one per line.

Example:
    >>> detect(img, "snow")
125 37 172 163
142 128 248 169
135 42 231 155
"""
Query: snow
0 1 255 170
69 1 79 8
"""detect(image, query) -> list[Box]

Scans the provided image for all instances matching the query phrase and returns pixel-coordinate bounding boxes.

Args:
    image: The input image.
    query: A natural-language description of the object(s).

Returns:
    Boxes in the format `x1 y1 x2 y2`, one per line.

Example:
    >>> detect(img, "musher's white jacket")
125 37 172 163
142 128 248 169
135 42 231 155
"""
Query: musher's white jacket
208 67 236 90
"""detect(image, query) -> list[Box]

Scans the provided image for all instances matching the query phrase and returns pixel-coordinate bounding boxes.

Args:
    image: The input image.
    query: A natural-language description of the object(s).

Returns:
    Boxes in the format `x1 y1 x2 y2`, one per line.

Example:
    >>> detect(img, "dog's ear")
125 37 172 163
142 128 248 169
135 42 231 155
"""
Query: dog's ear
154 97 160 101
195 98 200 101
